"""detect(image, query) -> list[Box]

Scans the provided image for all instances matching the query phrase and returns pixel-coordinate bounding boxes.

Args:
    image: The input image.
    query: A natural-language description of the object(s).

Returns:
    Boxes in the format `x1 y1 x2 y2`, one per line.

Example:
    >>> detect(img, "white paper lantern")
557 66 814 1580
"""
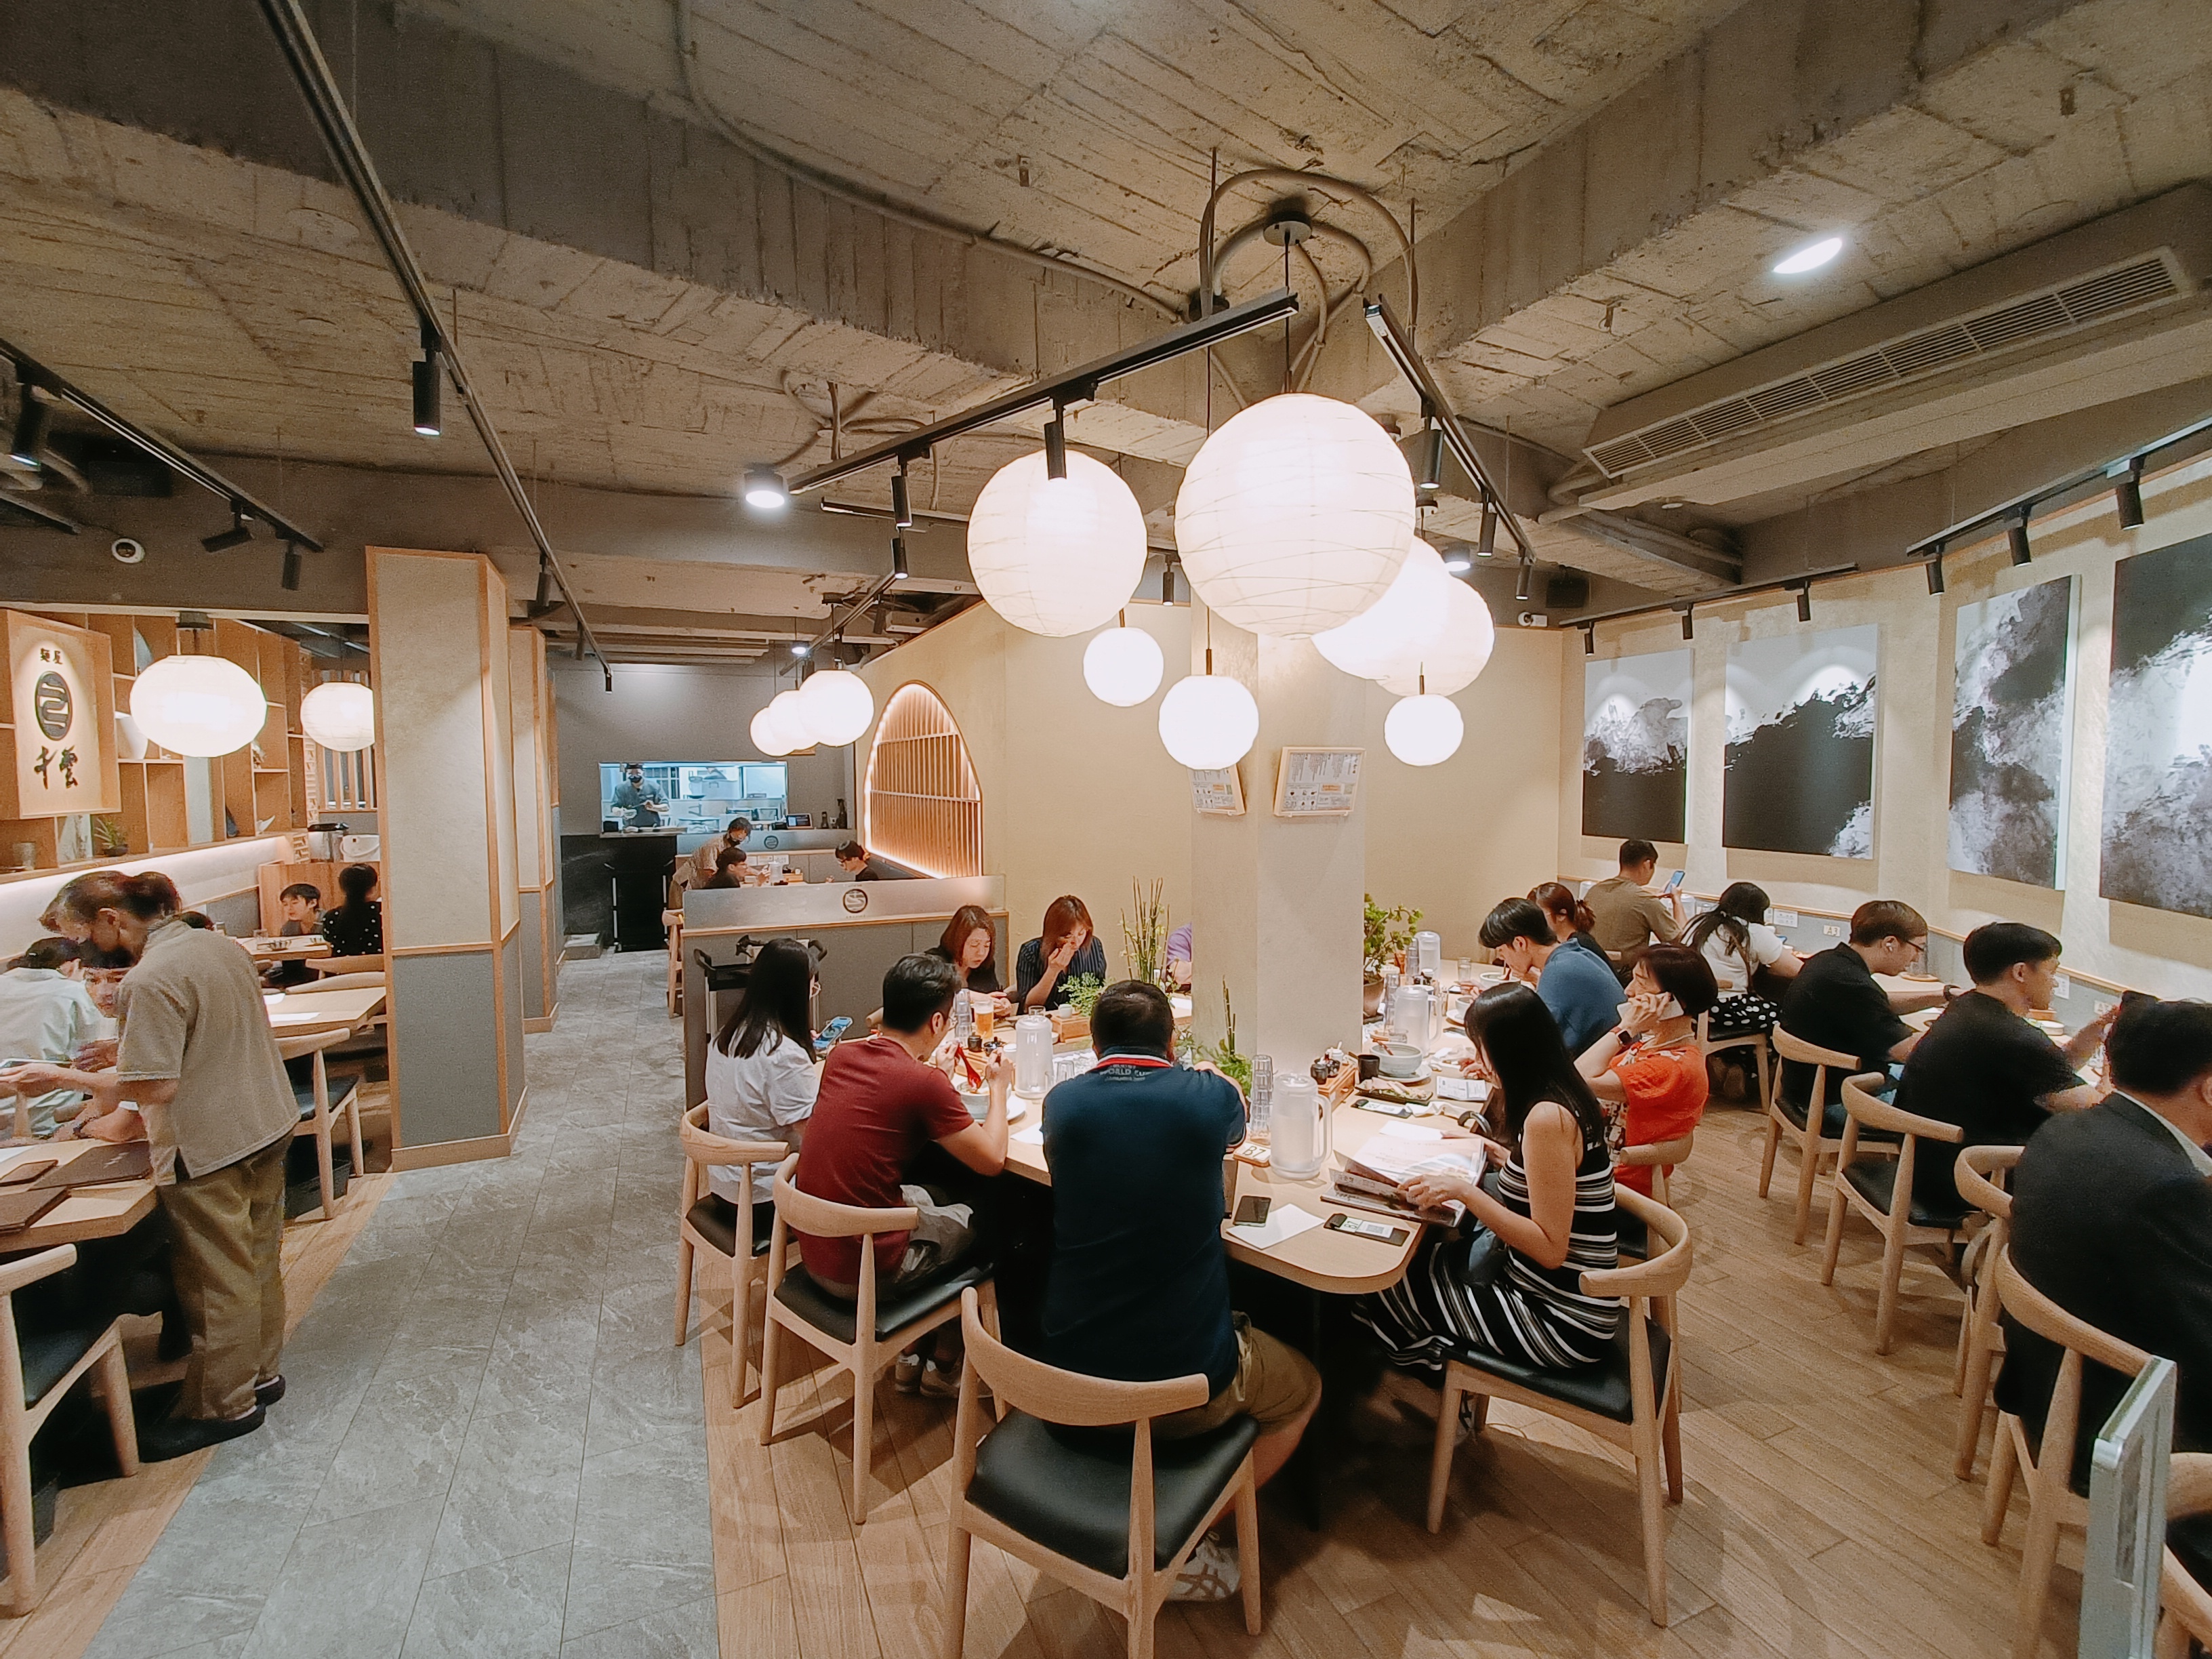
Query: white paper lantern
129 653 266 758
299 682 375 752
1385 693 1465 766
1082 625 1164 706
767 689 813 751
1312 537 1452 680
1174 393 1416 638
1374 579 1496 697
750 704 794 757
1157 673 1260 769
797 669 874 746
966 449 1147 636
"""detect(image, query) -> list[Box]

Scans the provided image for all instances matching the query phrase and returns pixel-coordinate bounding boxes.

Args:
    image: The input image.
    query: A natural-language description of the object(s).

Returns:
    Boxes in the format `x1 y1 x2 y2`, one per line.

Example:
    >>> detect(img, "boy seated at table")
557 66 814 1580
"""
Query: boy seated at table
264 882 323 988
1040 980 1319 1602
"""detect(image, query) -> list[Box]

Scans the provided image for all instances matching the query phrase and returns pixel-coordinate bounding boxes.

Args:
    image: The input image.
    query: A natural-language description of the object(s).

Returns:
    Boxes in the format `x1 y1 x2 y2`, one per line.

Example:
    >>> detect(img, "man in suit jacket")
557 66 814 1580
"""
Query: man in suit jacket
1999 996 2212 1506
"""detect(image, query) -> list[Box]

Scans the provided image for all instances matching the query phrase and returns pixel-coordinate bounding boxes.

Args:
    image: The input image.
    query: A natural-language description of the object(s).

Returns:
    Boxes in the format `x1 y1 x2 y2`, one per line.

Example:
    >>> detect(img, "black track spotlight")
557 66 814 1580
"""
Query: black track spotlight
280 540 302 592
891 534 910 581
1793 582 1812 623
1926 550 1947 595
1416 422 1443 499
1514 557 1534 602
411 321 442 437
1679 607 1695 641
2114 459 2144 529
1044 411 1068 481
1477 498 1498 560
790 640 809 659
2007 512 2032 567
201 506 254 554
1581 625 1596 656
891 465 913 529
742 464 788 510
1161 556 1176 605
9 386 52 468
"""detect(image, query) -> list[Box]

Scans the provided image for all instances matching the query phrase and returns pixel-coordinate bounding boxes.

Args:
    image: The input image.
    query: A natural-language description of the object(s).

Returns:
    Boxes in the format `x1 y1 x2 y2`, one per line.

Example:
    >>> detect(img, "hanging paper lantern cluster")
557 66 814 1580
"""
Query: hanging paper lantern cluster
968 450 1147 636
754 670 877 756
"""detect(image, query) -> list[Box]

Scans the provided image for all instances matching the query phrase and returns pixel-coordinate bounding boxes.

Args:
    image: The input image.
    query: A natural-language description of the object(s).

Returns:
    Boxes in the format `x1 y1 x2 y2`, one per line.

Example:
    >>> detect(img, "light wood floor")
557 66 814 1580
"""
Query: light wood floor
0 1107 397 1659
697 1103 2085 1659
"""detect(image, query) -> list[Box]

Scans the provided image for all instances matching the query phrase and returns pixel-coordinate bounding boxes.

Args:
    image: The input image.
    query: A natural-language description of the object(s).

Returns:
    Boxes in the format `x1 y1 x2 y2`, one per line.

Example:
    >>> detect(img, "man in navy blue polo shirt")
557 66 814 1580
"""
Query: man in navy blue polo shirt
1041 979 1319 1600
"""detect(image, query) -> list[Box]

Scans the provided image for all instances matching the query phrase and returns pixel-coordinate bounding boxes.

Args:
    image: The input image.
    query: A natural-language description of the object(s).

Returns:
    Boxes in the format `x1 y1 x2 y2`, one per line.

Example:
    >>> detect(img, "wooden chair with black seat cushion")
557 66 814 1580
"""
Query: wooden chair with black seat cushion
2157 1454 2212 1659
1761 1028 1862 1244
1818 1077 1969 1355
941 1286 1260 1659
1612 1134 1694 1261
673 1103 788 1407
1696 1010 1770 1110
758 1154 997 1524
1427 1186 1692 1625
1952 1143 2022 1479
2 1243 140 1613
1983 1246 2152 1659
275 1029 365 1221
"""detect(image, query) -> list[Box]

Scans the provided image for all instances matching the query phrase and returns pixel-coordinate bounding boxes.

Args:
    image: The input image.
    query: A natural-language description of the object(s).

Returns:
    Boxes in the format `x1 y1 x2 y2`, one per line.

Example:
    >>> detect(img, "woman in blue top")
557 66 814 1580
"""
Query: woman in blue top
1012 895 1107 1011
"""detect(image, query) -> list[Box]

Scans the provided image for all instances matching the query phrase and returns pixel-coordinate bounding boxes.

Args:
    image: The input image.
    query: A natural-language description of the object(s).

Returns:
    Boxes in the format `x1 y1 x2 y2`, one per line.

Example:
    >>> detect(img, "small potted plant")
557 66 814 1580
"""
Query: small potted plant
1120 878 1170 989
1363 894 1422 1019
1054 972 1105 1041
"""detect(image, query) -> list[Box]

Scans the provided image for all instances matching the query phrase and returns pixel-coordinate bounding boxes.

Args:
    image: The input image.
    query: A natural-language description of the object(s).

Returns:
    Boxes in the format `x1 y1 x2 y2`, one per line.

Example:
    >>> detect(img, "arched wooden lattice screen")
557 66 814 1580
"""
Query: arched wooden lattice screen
863 682 983 877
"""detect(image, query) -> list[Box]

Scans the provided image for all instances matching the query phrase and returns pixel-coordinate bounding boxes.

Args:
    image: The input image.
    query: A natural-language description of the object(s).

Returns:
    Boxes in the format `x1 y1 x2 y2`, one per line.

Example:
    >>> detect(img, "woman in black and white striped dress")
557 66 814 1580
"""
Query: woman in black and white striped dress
1355 983 1620 1374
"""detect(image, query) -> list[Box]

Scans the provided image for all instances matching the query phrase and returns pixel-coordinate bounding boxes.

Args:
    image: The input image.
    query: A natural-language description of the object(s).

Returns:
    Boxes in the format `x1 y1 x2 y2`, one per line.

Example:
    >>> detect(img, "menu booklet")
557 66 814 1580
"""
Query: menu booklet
1330 1138 1486 1227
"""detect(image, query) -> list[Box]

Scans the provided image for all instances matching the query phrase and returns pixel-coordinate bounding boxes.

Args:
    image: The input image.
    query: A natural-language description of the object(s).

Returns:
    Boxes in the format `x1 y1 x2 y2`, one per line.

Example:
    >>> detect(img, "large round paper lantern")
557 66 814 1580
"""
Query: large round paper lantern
750 704 794 757
767 689 813 751
1385 693 1465 766
1157 673 1260 769
966 449 1147 636
1374 579 1496 697
1082 624 1164 707
299 682 375 752
797 669 874 746
129 653 266 758
1312 537 1451 680
1174 393 1416 638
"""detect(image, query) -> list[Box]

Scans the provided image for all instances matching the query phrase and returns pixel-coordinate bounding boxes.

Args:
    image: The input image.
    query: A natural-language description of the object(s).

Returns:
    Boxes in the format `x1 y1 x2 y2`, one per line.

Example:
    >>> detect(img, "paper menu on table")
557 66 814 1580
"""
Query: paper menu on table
1229 1202 1325 1252
1011 1124 1044 1147
1344 1136 1486 1186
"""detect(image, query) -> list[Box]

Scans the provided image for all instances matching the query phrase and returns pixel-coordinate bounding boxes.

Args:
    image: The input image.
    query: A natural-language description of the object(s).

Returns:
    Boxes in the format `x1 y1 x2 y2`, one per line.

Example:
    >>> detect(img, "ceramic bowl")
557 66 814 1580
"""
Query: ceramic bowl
1376 1042 1425 1078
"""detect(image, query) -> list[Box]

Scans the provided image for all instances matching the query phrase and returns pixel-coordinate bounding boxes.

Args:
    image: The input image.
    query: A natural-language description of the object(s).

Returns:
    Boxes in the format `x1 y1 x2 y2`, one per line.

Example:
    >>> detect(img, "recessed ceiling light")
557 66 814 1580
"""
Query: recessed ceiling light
1772 236 1844 275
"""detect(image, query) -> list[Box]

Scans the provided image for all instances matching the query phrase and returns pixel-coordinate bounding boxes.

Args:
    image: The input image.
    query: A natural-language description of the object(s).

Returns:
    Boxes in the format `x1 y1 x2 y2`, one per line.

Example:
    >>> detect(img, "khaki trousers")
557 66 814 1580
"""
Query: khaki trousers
159 1135 289 1420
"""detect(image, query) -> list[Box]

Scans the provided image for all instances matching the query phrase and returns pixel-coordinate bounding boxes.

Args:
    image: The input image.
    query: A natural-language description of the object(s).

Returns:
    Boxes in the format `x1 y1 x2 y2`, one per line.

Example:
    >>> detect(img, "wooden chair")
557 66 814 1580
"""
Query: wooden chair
1982 1247 2152 1659
758 1155 996 1523
663 909 684 1017
1 1244 140 1612
275 1030 364 1221
1952 1144 2022 1479
941 1287 1261 1659
308 954 386 977
1613 1132 1694 1261
2157 1454 2212 1659
674 1103 787 1407
285 971 386 994
1696 1008 1770 1109
1427 1187 1692 1625
1818 1078 1969 1354
1760 1029 1861 1244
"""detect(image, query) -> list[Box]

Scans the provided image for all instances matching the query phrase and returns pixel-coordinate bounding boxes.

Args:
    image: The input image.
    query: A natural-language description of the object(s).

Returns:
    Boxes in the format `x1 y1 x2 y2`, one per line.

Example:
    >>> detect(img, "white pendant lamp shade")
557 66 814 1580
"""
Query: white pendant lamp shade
768 689 812 751
797 668 874 746
1312 537 1451 680
298 682 375 752
966 449 1147 636
1157 672 1260 769
1374 579 1497 697
1081 624 1164 706
129 653 266 758
1174 393 1416 638
750 704 794 756
1385 693 1465 766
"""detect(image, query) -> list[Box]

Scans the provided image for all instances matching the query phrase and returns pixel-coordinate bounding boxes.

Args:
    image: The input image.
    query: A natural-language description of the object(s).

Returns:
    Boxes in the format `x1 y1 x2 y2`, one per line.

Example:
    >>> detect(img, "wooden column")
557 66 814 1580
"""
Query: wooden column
508 626 560 1032
368 549 525 1167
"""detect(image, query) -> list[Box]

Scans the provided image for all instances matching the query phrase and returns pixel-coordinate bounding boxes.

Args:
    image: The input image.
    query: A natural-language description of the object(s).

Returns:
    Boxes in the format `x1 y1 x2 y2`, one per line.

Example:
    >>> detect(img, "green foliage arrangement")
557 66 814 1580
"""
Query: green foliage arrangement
1061 973 1105 1018
1204 981 1252 1093
1364 893 1424 977
1120 878 1170 988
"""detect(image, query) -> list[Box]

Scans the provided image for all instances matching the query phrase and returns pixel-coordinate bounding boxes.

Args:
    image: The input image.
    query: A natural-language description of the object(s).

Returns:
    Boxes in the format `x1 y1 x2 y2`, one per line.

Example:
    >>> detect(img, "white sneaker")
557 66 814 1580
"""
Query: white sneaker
1168 1534 1240 1602
893 1352 923 1394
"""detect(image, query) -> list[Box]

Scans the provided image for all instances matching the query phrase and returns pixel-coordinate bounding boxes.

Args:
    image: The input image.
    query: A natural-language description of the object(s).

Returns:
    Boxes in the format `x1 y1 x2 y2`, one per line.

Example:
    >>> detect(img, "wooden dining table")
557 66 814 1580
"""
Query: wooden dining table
239 934 331 963
0 1136 158 1252
262 985 386 1037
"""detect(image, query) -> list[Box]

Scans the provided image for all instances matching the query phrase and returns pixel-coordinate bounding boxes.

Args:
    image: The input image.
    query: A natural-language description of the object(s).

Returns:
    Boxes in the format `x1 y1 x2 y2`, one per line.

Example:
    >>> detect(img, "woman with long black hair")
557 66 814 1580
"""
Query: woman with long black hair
319 863 385 958
703 937 820 1246
1355 983 1620 1374
1681 880 1801 1038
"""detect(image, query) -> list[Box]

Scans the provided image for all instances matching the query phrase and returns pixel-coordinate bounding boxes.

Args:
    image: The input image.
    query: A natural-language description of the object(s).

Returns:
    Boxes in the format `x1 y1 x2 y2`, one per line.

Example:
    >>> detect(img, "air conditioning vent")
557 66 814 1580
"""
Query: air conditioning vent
1584 251 2188 477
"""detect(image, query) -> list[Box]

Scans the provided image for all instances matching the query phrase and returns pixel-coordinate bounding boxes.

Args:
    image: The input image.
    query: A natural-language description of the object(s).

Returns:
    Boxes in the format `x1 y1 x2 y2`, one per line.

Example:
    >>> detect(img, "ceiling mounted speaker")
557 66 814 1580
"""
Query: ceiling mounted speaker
1174 393 1414 638
966 449 1147 636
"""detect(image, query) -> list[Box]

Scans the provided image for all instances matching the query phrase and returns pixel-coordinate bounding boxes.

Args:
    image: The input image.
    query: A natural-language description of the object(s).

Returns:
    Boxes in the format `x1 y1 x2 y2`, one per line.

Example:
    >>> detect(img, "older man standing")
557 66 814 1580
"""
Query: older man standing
17 869 298 1459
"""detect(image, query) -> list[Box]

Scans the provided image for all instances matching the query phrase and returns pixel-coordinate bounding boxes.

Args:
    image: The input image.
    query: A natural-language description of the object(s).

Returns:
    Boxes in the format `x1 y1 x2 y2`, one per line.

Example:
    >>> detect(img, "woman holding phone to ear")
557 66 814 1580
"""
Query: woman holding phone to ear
1576 943 1717 1195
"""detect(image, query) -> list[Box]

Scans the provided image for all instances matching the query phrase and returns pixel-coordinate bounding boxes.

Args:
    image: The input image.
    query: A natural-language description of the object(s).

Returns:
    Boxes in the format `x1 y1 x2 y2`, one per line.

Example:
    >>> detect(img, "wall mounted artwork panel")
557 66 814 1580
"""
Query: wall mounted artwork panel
1582 649 1691 842
2100 534 2212 918
1723 626 1879 858
1949 577 2076 888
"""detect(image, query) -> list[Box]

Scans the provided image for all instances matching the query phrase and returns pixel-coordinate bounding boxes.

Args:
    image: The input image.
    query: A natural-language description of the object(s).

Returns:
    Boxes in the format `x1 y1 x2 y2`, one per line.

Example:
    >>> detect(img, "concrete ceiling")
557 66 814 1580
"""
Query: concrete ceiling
1 0 2209 642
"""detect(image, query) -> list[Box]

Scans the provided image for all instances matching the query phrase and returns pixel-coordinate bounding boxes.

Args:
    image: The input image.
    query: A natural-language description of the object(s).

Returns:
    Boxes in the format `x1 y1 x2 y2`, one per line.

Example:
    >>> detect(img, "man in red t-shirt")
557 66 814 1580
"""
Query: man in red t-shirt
792 953 1010 1392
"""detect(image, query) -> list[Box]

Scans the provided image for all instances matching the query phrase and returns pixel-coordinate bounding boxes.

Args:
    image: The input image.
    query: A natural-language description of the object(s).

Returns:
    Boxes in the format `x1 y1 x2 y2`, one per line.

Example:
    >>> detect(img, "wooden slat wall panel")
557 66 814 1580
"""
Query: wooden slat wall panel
862 684 982 878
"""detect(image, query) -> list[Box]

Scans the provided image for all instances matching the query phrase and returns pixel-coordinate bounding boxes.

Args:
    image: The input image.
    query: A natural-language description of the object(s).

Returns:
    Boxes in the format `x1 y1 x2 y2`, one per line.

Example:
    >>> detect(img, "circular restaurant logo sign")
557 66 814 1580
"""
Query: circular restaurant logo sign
841 885 869 914
762 834 781 849
33 670 72 739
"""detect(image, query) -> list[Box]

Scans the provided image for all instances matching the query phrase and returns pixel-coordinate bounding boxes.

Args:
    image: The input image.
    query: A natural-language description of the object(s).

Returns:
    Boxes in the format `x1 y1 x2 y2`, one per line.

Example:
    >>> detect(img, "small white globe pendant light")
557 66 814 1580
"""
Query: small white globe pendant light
1174 392 1416 638
796 668 874 746
766 689 813 751
130 652 267 758
1374 577 1496 697
750 704 794 757
1385 673 1464 766
1081 615 1164 707
298 682 375 752
967 449 1147 636
1158 655 1259 769
1313 537 1452 680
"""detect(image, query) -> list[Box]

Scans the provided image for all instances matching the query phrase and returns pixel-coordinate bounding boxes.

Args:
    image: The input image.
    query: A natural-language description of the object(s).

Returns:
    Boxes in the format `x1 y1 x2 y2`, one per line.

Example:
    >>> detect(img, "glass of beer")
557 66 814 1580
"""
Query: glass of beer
973 998 995 1043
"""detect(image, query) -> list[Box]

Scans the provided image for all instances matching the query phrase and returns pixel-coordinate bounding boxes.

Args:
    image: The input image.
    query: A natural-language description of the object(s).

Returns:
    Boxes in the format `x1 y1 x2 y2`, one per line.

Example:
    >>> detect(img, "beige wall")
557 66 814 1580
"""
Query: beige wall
1557 453 2212 1000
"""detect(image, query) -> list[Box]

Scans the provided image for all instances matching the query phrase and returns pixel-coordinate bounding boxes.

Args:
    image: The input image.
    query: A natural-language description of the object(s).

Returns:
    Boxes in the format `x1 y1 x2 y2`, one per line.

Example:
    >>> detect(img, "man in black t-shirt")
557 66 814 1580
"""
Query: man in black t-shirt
1895 922 2112 1212
1777 899 1934 1130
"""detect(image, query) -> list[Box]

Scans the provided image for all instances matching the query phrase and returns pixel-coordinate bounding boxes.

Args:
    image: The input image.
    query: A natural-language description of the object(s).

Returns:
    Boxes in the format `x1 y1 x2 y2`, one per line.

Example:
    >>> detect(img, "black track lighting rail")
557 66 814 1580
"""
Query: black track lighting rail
2 340 322 550
1568 564 1862 648
255 0 609 684
787 288 1301 495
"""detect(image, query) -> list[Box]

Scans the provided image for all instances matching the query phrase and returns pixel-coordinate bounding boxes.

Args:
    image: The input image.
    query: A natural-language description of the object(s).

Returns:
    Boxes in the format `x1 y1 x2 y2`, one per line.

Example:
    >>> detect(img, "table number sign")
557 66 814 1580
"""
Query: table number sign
1273 747 1362 818
1189 766 1245 817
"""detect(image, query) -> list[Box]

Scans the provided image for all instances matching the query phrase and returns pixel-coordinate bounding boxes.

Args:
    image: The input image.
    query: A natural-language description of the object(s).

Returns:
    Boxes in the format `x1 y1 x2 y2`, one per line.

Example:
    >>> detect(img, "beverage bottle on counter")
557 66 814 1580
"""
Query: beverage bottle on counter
954 989 976 1050
1376 964 1401 1042
1249 1054 1273 1144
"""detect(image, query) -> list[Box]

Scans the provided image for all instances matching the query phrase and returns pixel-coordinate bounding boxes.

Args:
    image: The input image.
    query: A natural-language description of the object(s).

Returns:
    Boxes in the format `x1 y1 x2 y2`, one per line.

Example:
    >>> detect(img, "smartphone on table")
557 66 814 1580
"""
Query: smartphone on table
1231 1195 1271 1229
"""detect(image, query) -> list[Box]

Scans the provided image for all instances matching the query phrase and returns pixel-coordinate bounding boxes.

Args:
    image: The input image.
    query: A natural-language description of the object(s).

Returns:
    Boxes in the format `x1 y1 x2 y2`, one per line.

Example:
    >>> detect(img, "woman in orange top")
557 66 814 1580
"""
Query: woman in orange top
1576 943 1719 1195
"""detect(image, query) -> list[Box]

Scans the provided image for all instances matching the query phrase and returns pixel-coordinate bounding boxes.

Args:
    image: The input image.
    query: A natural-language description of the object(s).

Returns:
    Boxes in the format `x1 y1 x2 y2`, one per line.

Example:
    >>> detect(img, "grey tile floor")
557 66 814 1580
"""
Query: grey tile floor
87 952 719 1659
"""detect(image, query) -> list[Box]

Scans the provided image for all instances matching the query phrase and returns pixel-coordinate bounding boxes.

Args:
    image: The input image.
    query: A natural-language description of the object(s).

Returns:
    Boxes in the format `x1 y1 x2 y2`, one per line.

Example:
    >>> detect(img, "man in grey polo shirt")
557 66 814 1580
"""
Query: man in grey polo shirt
20 869 298 1459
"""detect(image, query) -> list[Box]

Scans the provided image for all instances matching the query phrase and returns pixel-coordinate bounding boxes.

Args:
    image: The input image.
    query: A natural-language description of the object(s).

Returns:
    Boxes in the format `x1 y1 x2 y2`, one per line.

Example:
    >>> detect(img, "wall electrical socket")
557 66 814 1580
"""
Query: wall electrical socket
1771 908 1799 928
1822 924 1842 937
2054 973 2071 998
